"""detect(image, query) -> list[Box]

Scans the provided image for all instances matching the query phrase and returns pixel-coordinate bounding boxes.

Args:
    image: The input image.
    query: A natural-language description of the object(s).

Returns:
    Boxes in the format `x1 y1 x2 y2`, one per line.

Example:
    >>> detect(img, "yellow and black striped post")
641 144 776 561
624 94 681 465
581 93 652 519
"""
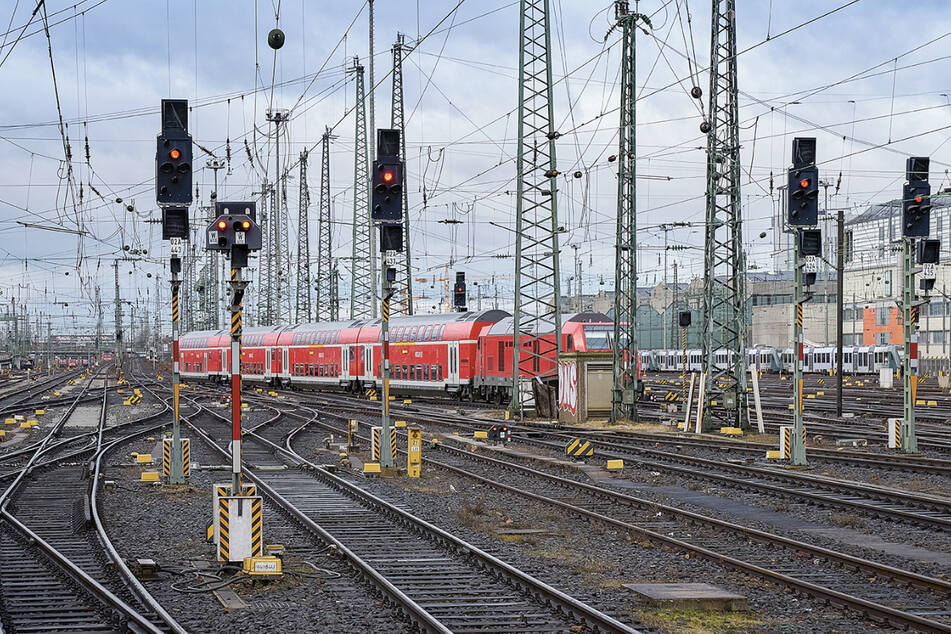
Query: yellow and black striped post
169 266 185 484
379 265 395 469
250 497 263 556
681 327 687 404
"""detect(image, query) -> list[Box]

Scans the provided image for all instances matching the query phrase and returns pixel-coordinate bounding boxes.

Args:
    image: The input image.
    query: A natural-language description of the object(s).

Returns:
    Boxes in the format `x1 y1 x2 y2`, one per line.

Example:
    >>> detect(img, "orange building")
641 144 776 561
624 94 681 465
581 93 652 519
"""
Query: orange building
861 306 902 345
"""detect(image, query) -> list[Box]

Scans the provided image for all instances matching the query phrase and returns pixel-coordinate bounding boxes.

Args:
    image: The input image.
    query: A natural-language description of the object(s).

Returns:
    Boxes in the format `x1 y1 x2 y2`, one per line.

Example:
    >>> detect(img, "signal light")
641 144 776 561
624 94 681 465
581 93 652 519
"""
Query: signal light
170 148 181 160
217 220 227 230
383 171 394 183
915 195 923 203
242 220 251 230
799 179 809 188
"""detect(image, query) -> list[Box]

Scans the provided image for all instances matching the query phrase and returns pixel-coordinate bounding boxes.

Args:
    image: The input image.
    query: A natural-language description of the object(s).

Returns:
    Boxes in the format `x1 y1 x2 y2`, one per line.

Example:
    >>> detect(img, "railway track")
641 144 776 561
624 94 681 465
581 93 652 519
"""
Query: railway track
171 385 642 634
262 391 951 531
0 370 185 634
287 397 951 633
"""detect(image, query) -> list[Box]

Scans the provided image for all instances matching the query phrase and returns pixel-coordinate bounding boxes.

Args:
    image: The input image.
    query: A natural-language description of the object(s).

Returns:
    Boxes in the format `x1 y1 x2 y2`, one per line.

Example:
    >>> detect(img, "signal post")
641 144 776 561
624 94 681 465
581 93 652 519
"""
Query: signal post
156 99 193 485
372 129 405 472
900 157 936 455
206 203 262 491
786 138 820 468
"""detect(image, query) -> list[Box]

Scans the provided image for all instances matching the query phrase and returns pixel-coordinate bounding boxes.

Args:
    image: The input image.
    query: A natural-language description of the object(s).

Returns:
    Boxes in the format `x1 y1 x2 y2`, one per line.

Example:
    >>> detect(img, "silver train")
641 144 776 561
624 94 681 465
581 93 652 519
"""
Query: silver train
642 345 902 374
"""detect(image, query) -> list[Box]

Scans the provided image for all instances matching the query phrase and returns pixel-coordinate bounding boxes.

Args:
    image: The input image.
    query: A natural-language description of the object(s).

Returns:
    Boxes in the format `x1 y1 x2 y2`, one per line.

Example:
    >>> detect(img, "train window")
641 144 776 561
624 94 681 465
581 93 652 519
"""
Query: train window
566 335 573 351
431 364 437 381
417 364 423 380
437 325 445 340
498 341 505 371
410 365 416 380
438 365 443 381
424 365 430 381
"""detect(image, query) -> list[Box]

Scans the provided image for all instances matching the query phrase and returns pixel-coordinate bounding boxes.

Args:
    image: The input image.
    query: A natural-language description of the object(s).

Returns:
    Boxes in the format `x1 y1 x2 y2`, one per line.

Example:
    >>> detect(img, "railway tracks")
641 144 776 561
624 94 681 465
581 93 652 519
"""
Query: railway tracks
170 385 642 634
0 370 185 634
287 397 951 633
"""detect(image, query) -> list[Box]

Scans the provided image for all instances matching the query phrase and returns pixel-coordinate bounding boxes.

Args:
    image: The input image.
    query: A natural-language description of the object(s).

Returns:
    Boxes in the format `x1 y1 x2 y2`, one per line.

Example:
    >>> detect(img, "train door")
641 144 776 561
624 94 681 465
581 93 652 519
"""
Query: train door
264 348 272 379
363 344 374 380
343 345 351 378
281 347 289 378
448 342 460 384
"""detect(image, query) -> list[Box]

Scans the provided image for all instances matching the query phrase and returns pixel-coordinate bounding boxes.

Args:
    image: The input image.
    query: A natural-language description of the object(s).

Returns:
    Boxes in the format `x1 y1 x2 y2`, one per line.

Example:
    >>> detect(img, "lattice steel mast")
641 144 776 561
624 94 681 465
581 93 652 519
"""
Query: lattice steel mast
278 176 293 321
315 129 336 321
611 1 649 423
391 33 413 315
700 0 748 430
256 181 273 324
296 151 312 322
508 0 562 417
349 57 377 319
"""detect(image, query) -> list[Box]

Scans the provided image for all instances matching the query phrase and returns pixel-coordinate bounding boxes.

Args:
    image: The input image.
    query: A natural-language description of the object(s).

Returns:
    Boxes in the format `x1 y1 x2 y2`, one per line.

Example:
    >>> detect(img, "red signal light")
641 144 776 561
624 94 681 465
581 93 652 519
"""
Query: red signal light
241 220 251 230
799 179 809 188
217 220 227 230
383 171 394 183
169 148 182 160
915 195 923 203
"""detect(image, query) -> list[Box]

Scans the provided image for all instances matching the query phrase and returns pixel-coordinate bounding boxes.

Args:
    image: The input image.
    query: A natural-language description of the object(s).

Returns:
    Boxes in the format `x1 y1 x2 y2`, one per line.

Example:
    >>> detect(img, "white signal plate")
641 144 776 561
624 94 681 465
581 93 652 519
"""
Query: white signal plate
169 237 183 256
384 250 400 266
923 262 937 279
803 255 818 274
235 231 246 245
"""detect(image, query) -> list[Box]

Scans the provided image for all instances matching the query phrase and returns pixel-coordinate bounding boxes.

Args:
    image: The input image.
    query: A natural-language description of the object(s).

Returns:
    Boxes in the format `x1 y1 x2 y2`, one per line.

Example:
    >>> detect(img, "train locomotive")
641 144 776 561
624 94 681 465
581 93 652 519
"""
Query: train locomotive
179 311 616 402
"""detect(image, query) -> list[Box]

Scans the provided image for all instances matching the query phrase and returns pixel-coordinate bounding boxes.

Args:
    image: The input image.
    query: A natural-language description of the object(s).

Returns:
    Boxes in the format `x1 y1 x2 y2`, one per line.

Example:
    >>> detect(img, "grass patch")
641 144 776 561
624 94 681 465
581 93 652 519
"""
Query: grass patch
456 495 488 529
635 608 765 633
829 512 864 529
525 545 616 585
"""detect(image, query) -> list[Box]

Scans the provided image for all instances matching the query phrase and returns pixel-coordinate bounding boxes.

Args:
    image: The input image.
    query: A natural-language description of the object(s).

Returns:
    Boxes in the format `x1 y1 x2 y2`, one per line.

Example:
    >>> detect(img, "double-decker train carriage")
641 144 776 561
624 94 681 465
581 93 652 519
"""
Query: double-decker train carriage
179 310 614 403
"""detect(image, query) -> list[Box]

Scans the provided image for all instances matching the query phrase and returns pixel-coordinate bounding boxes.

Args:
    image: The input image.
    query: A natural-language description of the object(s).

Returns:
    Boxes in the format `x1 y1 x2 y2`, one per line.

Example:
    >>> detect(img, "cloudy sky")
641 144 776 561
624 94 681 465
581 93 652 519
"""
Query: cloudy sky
1 0 950 335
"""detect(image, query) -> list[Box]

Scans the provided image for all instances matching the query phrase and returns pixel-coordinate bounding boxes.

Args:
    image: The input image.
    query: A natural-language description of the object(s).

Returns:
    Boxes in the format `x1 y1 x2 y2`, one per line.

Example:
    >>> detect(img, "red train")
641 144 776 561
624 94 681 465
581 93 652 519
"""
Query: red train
179 310 613 402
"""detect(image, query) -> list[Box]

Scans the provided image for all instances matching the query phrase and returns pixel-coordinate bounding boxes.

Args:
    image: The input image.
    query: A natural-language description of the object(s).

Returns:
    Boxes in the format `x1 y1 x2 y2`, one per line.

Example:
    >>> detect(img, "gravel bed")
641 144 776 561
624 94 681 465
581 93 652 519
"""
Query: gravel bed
294 422 895 634
98 411 411 634
616 435 951 497
459 432 951 573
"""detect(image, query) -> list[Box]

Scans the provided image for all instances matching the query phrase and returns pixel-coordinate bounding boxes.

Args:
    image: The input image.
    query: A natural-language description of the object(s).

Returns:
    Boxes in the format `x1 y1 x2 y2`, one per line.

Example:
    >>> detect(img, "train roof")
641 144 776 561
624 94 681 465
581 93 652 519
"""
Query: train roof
361 309 510 328
485 311 611 336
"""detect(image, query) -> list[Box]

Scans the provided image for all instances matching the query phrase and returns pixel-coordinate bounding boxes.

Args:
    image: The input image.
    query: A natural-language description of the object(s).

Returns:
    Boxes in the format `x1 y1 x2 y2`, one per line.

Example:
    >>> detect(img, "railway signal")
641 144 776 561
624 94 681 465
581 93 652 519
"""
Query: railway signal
156 99 193 485
900 157 930 455
155 99 193 206
453 272 467 311
917 239 939 292
206 202 261 492
798 228 821 287
902 157 931 238
373 129 405 472
786 137 818 467
787 138 818 226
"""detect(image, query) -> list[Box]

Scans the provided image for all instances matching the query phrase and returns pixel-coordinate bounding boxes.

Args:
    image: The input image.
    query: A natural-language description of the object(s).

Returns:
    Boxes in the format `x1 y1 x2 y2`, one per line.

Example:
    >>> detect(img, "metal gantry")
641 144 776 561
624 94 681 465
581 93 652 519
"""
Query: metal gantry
295 150 312 322
315 129 336 321
508 0 562 417
391 33 414 315
611 1 649 423
700 0 748 430
350 57 377 319
256 181 274 324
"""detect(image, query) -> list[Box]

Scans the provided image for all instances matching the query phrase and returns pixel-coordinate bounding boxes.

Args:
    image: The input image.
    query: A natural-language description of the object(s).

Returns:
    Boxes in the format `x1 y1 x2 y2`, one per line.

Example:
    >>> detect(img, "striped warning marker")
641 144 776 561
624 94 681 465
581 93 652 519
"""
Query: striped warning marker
250 497 263 557
565 438 594 458
217 497 230 562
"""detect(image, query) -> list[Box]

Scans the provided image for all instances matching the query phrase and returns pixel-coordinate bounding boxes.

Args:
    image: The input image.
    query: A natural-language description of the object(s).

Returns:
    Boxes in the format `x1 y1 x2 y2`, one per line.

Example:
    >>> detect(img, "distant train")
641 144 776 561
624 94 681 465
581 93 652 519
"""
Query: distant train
644 344 902 374
179 311 617 403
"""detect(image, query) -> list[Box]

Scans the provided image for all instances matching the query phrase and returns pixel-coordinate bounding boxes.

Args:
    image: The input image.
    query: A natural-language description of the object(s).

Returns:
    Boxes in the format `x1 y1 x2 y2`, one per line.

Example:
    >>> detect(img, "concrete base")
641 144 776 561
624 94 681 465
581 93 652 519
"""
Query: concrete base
624 583 747 611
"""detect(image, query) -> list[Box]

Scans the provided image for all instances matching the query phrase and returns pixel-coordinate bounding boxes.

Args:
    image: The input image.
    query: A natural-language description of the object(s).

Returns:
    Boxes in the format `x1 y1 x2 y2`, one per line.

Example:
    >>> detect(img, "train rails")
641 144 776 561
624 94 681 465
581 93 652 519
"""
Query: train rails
277 394 951 633
0 370 184 634
164 383 641 634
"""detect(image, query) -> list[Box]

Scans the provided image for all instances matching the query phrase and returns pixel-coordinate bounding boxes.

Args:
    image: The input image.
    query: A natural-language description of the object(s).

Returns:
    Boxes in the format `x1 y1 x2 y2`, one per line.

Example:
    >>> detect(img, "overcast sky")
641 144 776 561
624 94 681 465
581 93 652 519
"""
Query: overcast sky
1 0 950 334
